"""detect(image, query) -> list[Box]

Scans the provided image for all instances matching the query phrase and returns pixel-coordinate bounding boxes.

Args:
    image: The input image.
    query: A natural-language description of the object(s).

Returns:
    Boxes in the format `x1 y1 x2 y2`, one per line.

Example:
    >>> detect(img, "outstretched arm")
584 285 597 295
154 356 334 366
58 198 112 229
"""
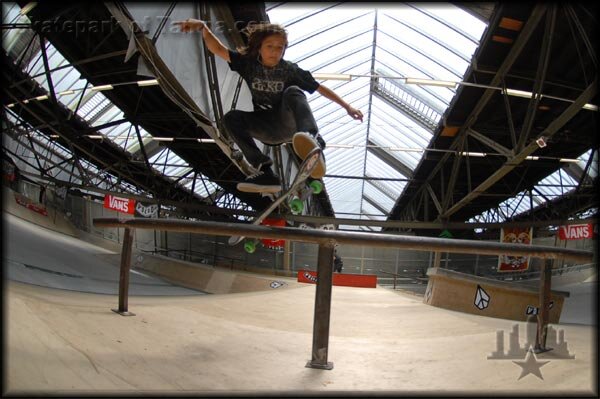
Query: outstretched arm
316 85 363 122
172 18 231 62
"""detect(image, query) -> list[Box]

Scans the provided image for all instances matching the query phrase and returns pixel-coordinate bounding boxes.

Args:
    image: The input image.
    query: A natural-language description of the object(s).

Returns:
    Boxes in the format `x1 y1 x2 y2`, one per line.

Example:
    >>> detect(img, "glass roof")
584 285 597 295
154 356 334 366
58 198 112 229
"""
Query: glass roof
267 2 487 230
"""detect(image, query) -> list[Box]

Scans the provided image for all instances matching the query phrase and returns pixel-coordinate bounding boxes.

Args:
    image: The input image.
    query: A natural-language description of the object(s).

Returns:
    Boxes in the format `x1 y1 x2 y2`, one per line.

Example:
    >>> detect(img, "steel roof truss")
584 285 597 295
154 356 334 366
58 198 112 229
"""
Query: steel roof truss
395 4 547 221
467 128 512 157
516 5 556 152
442 78 597 219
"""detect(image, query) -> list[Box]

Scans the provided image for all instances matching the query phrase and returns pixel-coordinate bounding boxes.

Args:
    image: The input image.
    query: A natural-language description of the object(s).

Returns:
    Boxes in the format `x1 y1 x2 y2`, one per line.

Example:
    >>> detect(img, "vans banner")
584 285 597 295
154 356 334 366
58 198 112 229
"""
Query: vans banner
103 194 135 214
558 223 594 240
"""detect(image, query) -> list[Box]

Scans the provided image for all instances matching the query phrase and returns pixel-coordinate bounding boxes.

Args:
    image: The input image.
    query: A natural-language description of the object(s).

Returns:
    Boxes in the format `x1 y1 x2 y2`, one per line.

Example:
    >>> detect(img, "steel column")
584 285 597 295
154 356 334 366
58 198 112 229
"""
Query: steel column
111 227 136 316
534 258 553 352
306 242 336 370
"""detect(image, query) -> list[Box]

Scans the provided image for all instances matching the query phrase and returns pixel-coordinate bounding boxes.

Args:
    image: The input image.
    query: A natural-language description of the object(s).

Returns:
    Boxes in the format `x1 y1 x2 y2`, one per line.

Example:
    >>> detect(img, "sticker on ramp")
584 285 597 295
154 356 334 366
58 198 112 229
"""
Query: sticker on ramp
525 301 554 315
270 281 286 289
474 285 490 310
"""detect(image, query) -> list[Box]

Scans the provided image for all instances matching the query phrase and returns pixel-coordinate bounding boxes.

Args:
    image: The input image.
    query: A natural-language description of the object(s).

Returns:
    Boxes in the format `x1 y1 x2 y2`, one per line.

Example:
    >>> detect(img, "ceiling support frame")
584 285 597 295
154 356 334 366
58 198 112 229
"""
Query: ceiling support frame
441 79 597 219
515 5 556 152
37 31 91 185
393 4 548 223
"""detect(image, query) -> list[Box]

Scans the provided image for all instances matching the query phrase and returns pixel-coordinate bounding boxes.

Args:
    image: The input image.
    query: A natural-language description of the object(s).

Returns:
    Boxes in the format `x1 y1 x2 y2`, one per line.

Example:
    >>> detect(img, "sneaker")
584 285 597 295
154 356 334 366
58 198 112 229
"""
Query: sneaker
237 167 281 193
292 132 326 179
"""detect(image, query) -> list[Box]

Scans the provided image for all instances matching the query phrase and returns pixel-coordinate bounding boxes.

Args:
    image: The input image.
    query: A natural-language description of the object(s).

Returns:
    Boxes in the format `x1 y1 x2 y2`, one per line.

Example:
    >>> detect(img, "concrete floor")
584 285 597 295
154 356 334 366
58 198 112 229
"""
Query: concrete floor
3 211 598 396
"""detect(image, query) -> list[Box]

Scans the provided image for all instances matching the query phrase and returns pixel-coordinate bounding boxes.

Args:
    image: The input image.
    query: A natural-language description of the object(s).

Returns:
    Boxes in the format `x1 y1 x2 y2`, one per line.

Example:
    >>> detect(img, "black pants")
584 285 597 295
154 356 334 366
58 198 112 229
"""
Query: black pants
222 86 318 168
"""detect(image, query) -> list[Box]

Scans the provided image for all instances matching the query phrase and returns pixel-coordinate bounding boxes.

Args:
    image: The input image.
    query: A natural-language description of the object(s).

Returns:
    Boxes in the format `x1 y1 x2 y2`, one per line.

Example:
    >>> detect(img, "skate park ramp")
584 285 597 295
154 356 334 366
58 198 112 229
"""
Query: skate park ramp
558 274 597 326
3 205 597 395
4 211 205 296
4 210 300 296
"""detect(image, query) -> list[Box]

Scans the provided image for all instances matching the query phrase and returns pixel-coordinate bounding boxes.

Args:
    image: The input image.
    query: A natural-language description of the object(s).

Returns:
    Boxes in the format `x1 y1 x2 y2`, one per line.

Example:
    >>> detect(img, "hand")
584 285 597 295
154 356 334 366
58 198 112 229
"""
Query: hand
172 18 205 33
347 106 363 122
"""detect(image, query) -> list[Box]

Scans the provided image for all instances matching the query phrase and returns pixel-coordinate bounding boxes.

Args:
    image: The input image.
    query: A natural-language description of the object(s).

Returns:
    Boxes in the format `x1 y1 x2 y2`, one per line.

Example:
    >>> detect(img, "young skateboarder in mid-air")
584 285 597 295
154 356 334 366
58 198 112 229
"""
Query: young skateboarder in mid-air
174 19 363 193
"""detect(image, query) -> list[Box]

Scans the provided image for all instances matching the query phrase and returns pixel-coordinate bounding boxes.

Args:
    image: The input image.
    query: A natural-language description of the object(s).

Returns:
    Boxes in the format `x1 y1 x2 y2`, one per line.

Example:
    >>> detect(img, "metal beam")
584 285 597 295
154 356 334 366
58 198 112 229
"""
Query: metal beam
467 128 512 157
367 140 413 178
441 134 467 212
516 5 556 152
442 79 597 219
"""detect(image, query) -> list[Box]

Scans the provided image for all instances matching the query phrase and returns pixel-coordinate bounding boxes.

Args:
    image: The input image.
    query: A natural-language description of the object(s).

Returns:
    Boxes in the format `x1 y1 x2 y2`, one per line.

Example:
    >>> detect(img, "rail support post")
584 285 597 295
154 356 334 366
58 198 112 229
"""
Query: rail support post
534 258 553 353
306 241 335 370
112 227 136 316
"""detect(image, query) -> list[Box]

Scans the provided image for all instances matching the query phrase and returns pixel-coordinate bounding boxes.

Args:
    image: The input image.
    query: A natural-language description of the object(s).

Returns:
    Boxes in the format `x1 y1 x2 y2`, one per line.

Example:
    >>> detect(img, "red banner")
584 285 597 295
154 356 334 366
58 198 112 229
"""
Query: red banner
14 193 48 216
498 227 532 272
103 195 135 214
260 218 286 248
297 270 377 288
558 224 594 240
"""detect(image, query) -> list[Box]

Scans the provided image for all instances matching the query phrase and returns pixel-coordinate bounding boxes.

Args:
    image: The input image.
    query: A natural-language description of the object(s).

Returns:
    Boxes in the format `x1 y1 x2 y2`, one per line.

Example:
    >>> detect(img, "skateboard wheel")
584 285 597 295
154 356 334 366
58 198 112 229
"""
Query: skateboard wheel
244 240 257 253
309 180 323 194
290 198 304 214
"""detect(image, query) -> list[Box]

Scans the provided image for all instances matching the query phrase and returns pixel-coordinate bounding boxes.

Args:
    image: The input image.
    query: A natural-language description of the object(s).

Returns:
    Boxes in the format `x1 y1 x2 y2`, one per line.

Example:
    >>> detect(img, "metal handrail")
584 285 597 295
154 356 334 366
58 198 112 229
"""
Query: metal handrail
93 218 594 262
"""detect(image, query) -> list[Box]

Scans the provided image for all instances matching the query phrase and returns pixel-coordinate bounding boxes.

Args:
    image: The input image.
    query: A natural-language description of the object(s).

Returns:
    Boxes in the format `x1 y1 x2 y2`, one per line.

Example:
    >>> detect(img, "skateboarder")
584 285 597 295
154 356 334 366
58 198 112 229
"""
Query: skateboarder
173 19 364 193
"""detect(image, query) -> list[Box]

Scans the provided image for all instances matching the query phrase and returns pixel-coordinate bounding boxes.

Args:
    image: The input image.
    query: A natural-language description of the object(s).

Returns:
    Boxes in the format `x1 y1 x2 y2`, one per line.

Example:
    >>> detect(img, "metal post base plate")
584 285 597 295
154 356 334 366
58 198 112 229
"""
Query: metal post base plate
111 309 136 316
305 361 334 370
532 346 553 354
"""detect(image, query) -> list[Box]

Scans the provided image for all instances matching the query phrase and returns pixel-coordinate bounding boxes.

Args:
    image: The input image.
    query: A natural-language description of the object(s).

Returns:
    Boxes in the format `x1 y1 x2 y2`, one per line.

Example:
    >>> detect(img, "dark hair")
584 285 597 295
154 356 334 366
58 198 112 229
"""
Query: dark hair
238 23 288 58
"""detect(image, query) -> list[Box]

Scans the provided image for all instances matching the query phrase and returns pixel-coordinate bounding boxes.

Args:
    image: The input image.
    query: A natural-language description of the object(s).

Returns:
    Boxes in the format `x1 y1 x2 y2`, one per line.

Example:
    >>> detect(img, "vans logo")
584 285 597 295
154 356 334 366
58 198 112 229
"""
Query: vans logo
558 224 593 240
103 195 135 214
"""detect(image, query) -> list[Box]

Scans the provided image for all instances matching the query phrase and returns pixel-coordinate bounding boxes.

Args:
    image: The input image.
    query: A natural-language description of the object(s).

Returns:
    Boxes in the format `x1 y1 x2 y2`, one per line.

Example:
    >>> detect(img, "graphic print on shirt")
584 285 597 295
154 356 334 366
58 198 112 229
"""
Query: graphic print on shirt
227 50 319 111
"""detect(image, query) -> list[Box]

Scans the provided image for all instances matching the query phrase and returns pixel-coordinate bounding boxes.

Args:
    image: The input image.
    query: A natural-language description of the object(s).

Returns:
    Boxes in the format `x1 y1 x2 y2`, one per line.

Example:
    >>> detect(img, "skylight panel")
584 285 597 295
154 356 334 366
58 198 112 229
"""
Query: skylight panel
376 30 465 81
267 3 332 30
76 92 110 120
92 105 122 128
326 146 365 177
378 8 471 61
310 81 369 124
372 99 434 146
293 30 373 71
365 148 411 186
362 201 387 219
414 3 486 51
284 11 374 61
104 123 131 145
328 179 363 215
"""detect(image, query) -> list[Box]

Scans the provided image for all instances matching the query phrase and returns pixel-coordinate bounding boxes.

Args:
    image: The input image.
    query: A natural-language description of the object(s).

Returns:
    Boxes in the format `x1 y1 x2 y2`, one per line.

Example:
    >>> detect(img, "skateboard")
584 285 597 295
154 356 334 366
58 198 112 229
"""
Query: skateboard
228 147 323 252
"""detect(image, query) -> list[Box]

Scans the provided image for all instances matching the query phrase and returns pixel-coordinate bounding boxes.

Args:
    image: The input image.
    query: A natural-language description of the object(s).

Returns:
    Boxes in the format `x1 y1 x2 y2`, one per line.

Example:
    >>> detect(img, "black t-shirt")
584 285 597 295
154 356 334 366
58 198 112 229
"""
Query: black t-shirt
228 50 320 111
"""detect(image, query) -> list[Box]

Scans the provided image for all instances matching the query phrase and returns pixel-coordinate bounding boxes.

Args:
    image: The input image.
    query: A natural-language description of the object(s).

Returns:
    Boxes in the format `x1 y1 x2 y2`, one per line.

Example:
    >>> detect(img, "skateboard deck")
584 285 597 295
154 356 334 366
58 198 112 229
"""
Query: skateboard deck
228 147 322 247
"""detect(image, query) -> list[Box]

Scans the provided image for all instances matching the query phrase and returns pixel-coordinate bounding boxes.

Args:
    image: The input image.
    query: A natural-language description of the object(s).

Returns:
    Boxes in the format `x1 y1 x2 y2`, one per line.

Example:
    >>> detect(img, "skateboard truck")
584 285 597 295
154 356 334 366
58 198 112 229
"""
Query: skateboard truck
228 147 323 249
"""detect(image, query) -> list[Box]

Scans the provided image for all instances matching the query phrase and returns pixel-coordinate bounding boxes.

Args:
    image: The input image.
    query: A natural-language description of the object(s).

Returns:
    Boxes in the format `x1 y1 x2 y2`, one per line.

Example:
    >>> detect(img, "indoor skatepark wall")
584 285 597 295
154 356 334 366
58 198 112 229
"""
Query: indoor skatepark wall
2 186 79 237
424 267 569 323
119 251 298 294
3 185 295 295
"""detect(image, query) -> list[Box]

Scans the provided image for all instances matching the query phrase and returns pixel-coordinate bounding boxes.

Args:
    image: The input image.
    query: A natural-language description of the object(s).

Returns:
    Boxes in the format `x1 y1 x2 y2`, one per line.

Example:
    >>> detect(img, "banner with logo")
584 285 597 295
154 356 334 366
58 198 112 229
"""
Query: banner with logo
103 194 135 214
558 223 594 240
14 192 48 216
134 201 159 218
297 270 377 288
498 227 533 272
